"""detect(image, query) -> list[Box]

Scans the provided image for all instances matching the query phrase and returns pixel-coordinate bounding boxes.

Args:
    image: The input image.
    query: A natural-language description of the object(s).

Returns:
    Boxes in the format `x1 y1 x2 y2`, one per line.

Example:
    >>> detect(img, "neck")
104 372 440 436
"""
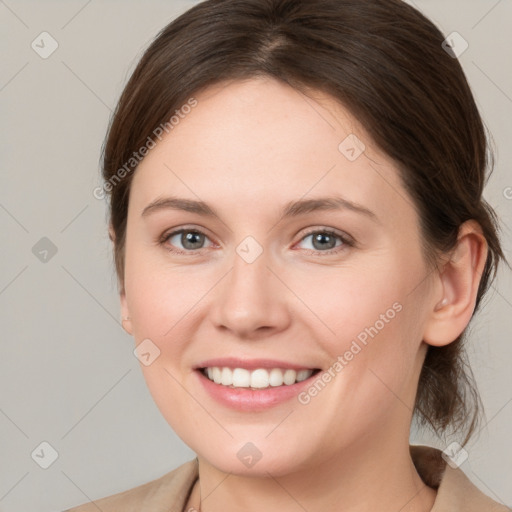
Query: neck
187 435 437 512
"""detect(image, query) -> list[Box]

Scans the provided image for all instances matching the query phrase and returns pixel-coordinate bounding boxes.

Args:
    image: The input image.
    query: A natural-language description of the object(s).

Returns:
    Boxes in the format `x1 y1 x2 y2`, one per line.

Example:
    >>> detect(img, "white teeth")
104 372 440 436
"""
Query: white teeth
232 368 250 387
203 367 315 388
250 369 270 388
283 369 296 385
212 367 222 384
269 368 284 386
296 369 311 382
220 367 232 386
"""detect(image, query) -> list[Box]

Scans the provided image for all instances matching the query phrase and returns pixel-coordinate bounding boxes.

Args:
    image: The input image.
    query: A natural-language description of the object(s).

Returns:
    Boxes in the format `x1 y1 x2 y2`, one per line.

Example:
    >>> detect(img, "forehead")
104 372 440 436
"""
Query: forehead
130 77 414 224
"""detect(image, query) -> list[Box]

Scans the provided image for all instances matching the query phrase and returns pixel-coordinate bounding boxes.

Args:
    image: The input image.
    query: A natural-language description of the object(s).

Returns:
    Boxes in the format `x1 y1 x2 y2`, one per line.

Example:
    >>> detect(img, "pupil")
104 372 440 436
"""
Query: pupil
314 233 335 250
183 231 203 249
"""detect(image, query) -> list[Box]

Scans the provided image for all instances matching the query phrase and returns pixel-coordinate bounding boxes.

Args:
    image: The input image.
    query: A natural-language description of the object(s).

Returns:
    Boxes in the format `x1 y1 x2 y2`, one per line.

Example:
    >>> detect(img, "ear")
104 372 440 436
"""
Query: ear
110 224 133 335
108 223 116 243
423 220 488 347
120 288 133 335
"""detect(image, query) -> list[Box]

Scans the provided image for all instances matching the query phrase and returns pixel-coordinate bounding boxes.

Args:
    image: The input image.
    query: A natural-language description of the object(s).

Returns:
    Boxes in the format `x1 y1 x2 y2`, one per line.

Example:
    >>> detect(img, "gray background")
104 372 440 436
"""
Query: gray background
1 1 511 511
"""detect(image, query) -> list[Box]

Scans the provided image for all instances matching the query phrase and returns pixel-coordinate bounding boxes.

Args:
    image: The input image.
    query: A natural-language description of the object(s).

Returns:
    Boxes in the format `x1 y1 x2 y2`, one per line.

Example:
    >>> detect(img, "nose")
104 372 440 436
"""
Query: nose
210 246 291 339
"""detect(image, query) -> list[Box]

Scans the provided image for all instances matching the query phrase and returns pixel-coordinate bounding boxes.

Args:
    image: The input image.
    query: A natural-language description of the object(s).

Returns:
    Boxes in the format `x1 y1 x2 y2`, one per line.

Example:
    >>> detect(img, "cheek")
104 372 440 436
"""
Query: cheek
124 248 211 346
294 263 409 353
126 267 207 427
301 256 425 397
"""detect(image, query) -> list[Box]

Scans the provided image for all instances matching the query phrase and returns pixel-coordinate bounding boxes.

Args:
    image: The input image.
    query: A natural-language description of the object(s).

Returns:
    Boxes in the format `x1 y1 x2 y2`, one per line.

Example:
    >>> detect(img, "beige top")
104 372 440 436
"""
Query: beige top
65 445 510 511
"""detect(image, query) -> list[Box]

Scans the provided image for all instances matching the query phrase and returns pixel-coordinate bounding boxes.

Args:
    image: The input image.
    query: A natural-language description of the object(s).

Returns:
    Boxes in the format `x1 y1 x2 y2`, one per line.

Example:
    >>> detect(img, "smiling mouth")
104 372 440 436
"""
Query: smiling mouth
200 367 321 389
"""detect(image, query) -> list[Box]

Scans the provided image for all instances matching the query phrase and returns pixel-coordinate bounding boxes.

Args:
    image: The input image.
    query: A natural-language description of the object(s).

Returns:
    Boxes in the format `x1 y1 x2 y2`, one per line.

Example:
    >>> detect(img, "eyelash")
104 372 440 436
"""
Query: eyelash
158 226 354 256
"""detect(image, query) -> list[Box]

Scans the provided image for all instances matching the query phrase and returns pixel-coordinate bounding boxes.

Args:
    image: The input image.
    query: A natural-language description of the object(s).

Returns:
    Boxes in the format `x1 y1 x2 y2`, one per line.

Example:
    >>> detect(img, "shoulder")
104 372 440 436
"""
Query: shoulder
64 459 198 512
410 445 510 512
436 461 510 511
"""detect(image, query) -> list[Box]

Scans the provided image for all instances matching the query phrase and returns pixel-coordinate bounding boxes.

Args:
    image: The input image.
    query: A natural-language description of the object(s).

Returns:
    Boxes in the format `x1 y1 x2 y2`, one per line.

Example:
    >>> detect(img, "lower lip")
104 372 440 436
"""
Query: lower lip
195 369 320 412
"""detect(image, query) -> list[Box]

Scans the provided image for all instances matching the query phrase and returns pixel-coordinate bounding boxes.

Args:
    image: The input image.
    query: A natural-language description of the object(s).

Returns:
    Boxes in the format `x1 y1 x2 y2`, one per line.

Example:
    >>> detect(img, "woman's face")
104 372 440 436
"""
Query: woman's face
121 77 438 476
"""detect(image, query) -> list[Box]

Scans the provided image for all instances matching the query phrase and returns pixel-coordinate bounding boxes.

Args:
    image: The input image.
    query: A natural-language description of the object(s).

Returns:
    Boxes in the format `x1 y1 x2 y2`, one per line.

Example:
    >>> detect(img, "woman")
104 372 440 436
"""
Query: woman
67 0 509 510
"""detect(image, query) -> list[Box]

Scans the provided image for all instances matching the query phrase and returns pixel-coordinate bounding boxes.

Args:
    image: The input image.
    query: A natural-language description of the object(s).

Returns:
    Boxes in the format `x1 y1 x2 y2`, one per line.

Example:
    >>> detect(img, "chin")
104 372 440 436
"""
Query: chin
191 437 313 477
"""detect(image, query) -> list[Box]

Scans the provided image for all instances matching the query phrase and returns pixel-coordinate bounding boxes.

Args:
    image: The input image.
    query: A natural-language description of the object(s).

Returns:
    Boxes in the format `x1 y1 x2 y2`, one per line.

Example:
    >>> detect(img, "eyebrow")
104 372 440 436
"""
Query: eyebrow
141 195 378 221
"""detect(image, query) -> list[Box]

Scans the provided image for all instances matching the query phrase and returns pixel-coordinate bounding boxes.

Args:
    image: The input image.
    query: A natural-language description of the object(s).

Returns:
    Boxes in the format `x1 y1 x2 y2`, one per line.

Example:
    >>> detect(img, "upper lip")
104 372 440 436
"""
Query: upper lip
194 358 319 371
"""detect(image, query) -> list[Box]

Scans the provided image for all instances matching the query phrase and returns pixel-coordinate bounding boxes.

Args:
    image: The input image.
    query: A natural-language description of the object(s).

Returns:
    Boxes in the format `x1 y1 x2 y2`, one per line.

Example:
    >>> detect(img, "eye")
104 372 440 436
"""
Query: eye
159 227 214 254
296 228 353 255
159 226 354 256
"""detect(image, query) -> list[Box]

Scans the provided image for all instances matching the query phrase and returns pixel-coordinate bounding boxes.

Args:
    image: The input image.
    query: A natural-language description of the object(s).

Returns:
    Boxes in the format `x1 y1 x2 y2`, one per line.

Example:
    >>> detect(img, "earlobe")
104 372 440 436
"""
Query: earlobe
108 224 116 243
423 220 488 347
120 290 133 335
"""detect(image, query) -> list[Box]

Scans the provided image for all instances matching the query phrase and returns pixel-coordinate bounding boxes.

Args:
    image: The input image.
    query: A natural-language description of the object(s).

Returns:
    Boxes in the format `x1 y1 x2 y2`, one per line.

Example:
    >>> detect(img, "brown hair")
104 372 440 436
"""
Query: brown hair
101 0 506 446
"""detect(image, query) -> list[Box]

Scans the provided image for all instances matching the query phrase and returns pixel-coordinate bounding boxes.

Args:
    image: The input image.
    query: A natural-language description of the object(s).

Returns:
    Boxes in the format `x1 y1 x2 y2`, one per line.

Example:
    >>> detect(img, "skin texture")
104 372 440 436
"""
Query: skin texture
118 77 488 512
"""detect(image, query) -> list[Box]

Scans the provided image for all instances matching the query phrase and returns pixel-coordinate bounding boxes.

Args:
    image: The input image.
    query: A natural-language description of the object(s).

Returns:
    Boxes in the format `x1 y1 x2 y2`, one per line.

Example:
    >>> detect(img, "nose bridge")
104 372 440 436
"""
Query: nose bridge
212 240 288 335
228 246 273 314
233 240 270 292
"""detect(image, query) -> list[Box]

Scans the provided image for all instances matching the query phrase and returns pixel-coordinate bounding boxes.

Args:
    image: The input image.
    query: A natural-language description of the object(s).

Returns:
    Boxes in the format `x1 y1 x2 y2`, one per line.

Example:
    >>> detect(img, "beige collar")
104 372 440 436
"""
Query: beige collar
410 445 509 511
